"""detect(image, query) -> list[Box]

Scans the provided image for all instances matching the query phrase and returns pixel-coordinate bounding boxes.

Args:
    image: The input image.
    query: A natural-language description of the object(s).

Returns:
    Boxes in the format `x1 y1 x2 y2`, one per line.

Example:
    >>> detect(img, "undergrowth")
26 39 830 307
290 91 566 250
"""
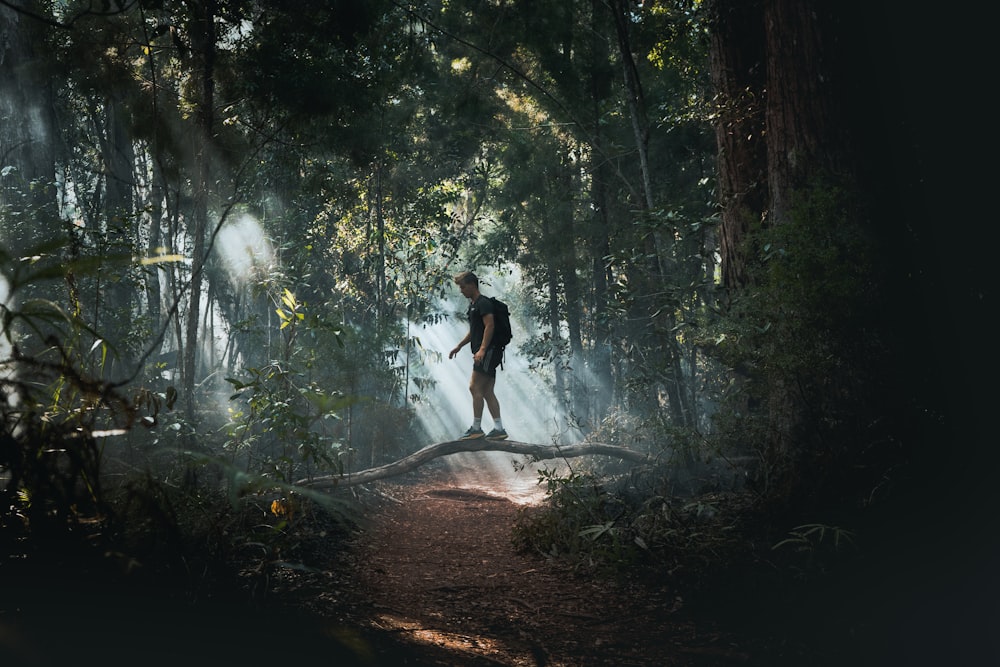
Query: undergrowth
512 465 757 585
511 459 865 612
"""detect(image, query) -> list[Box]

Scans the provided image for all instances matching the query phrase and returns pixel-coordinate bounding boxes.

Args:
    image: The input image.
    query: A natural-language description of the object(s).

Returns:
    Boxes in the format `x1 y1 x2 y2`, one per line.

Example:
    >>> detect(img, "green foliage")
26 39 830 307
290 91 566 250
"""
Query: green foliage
756 183 879 373
512 468 642 569
0 241 137 535
103 466 362 600
773 522 857 554
0 245 365 599
512 464 752 581
583 407 682 459
697 177 894 507
224 363 355 482
772 522 859 580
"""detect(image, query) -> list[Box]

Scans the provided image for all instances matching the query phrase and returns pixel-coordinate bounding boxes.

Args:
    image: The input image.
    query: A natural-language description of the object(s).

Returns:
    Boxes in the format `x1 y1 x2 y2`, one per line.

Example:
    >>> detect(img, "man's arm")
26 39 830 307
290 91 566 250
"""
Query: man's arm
449 331 472 359
476 314 495 363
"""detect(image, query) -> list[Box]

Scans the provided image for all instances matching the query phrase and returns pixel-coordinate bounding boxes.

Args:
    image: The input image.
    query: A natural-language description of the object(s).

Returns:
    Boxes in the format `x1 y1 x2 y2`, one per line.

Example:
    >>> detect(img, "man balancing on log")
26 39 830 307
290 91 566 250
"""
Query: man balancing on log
448 271 510 441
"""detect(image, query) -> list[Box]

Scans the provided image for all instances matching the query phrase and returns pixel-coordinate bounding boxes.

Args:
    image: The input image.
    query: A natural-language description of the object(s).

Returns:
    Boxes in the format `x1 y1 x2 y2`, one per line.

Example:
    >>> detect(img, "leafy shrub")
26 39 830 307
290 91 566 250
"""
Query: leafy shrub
513 468 641 570
512 464 753 581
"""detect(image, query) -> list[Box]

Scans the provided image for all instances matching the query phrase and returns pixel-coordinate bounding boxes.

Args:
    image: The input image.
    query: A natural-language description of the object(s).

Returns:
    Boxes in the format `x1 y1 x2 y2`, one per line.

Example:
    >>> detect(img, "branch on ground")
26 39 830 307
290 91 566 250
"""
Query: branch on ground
296 439 653 489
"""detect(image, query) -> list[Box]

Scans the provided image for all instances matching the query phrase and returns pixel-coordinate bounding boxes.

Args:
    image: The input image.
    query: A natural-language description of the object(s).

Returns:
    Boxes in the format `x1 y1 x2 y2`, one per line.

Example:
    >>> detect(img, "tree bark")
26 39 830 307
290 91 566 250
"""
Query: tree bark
297 439 652 489
0 0 57 257
96 96 138 368
761 0 858 465
708 0 767 290
183 0 216 423
764 0 848 224
709 0 867 498
586 0 614 420
145 154 165 342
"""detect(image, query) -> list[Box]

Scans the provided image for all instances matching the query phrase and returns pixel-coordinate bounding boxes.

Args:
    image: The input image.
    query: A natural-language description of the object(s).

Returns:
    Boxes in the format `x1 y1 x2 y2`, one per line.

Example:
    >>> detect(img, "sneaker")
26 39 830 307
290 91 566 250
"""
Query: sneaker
459 427 485 440
485 428 508 441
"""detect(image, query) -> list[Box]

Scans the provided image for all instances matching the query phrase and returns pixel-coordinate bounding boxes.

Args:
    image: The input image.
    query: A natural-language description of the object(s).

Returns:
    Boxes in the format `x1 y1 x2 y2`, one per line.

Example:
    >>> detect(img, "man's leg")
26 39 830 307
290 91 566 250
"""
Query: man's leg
459 370 488 439
479 371 507 440
469 370 487 419
482 375 500 420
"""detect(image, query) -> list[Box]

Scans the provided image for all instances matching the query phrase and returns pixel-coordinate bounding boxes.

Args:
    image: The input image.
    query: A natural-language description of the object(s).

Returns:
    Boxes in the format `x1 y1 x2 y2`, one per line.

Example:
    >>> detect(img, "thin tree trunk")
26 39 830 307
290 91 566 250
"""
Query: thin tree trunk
546 255 565 412
586 0 614 420
0 0 59 361
609 0 653 212
146 155 165 341
0 0 57 257
183 0 216 425
557 152 587 428
97 96 138 371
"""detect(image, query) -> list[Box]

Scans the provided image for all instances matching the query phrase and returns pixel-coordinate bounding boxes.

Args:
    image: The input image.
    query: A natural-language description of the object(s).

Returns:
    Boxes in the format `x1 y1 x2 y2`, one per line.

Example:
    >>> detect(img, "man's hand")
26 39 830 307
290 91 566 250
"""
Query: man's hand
450 333 471 359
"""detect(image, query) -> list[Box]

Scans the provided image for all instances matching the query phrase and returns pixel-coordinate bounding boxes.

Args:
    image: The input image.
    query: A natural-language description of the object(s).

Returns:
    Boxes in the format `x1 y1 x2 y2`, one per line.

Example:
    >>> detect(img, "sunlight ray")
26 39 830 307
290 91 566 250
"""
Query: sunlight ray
406 294 572 504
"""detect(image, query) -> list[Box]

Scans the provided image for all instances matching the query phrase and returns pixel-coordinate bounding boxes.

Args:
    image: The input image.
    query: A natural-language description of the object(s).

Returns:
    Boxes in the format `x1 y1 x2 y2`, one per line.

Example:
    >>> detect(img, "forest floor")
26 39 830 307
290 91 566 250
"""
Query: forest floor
265 455 773 666
1 454 782 667
4 452 991 666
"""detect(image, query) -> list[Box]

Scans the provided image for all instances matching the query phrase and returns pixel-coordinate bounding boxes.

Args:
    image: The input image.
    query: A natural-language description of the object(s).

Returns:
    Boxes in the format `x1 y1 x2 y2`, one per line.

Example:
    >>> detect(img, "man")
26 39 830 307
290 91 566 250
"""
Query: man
448 271 508 440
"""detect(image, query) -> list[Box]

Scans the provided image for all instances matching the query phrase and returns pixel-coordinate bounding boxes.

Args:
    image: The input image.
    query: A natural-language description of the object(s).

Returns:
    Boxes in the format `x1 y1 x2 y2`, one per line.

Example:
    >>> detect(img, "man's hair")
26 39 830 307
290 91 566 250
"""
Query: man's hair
453 271 478 287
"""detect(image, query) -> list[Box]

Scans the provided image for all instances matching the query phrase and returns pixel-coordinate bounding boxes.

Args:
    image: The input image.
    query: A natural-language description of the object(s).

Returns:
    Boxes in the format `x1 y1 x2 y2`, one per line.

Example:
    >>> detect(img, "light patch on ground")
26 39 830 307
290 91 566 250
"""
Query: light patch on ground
437 451 569 505
374 613 547 666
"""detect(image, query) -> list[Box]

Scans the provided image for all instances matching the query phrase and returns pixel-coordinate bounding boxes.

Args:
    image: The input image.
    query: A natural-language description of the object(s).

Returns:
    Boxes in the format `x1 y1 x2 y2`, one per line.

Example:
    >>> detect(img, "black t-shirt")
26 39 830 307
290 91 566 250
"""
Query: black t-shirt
467 295 496 351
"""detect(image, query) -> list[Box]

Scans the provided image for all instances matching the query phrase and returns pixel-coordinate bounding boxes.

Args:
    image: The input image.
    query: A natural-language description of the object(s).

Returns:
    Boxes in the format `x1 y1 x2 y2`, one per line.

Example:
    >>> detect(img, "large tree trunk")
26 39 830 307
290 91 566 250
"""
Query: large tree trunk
708 0 767 290
764 0 851 223
709 0 867 502
763 0 857 462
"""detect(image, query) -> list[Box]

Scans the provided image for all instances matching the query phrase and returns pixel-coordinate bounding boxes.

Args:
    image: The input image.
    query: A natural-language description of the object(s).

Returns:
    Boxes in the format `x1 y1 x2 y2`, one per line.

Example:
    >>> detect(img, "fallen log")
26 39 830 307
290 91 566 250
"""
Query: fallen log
296 439 651 489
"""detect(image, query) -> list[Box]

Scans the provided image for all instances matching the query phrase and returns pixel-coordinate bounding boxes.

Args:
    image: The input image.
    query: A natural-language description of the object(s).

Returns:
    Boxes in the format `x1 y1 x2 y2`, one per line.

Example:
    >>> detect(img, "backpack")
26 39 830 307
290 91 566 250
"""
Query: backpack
488 296 512 348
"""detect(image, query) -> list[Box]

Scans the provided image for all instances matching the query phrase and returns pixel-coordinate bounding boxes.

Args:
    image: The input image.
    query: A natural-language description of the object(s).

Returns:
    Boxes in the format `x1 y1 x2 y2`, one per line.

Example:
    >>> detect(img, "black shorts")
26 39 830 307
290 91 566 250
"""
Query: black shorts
473 346 503 378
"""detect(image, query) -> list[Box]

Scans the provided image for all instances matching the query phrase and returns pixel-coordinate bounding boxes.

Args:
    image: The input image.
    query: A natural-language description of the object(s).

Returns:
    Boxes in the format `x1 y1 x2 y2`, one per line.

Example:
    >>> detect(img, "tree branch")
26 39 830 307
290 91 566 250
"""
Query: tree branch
297 439 652 489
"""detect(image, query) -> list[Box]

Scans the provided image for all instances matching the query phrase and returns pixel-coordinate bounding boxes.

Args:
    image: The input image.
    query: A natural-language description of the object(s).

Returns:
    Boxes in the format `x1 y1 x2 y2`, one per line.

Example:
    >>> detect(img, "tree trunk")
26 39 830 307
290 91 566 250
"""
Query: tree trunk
0 0 57 258
545 251 565 410
586 0 615 421
708 0 767 290
145 154 165 343
764 0 850 222
557 151 588 429
183 0 217 424
761 0 858 463
0 0 59 363
96 96 138 370
297 438 651 489
709 0 866 501
609 0 653 212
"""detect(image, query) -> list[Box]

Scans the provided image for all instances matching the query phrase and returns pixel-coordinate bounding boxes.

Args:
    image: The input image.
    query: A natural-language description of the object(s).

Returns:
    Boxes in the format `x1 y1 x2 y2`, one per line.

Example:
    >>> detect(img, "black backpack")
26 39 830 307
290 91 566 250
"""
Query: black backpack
488 296 512 348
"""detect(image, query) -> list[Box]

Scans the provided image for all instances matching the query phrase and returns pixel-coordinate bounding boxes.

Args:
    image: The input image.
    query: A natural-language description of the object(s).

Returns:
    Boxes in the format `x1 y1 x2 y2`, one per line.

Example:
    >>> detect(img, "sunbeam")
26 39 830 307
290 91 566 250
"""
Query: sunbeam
216 213 274 284
406 285 574 504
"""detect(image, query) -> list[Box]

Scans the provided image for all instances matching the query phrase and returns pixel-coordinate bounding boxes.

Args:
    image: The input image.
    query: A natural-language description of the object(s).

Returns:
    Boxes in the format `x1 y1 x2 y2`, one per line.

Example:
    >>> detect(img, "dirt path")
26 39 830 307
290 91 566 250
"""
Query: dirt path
317 456 753 666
